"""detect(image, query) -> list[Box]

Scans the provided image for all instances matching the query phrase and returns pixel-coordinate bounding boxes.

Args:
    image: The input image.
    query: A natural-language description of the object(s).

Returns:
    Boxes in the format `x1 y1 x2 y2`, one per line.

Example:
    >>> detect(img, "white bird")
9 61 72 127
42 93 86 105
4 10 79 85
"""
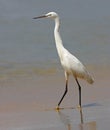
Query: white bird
33 12 94 110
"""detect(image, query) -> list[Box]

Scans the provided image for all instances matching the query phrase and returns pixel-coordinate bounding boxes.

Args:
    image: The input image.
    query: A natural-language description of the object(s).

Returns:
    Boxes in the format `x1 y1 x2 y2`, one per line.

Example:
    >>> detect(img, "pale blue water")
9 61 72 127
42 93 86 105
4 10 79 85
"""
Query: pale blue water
0 0 110 77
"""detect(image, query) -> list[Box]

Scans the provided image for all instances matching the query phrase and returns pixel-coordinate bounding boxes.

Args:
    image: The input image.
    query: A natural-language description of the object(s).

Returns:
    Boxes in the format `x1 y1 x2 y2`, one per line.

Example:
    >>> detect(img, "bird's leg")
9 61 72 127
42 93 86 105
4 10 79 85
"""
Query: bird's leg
56 79 68 110
75 78 82 108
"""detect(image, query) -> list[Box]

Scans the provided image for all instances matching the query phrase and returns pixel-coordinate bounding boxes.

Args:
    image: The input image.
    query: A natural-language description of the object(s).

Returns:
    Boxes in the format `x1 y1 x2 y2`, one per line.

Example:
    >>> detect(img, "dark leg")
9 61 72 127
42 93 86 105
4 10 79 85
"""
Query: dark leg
75 78 82 107
80 107 84 124
57 79 68 107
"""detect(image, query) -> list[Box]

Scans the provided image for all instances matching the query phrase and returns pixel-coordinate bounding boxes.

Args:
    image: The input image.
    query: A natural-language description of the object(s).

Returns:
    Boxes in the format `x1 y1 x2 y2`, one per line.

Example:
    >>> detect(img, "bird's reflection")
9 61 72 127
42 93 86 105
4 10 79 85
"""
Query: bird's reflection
79 107 84 124
79 121 96 130
57 107 96 130
58 110 71 130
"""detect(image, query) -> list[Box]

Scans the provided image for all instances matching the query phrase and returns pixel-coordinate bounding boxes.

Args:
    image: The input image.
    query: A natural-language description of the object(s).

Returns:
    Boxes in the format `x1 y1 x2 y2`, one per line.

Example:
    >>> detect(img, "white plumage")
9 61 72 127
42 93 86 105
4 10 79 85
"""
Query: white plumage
33 12 94 109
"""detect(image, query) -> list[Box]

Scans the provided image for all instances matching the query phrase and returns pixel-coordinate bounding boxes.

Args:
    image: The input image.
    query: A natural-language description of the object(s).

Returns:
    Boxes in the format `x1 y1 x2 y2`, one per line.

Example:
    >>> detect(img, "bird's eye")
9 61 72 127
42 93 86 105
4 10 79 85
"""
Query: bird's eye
48 14 52 17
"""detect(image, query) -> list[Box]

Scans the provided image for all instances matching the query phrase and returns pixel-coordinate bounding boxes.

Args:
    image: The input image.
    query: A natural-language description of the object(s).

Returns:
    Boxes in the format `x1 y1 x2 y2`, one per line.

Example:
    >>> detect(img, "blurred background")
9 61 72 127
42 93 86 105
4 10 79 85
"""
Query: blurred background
0 0 110 79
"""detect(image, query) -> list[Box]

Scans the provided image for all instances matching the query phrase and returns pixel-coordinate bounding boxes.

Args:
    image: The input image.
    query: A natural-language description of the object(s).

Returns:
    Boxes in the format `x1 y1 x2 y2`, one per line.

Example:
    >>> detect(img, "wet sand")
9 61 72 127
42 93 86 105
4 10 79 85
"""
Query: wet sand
0 68 110 130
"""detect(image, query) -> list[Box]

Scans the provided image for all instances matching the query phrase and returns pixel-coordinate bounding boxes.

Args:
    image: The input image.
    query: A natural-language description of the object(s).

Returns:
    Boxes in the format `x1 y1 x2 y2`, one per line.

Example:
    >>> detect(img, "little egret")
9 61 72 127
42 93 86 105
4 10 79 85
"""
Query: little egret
33 12 94 109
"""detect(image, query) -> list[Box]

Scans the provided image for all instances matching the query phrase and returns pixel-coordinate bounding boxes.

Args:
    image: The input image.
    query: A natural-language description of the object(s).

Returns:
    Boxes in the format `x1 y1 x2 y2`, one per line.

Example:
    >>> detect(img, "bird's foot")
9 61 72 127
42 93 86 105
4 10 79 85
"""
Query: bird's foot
77 105 82 111
55 106 60 111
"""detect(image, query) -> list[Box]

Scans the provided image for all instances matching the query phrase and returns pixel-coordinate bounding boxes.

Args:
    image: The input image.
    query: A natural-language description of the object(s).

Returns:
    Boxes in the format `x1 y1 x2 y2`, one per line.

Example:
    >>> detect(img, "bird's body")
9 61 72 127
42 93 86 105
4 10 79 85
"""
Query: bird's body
33 12 94 109
53 13 93 84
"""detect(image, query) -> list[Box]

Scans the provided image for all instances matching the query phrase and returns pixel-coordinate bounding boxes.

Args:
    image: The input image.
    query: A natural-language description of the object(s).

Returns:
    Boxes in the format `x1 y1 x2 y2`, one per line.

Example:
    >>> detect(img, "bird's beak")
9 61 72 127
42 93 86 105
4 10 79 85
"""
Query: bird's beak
33 15 47 19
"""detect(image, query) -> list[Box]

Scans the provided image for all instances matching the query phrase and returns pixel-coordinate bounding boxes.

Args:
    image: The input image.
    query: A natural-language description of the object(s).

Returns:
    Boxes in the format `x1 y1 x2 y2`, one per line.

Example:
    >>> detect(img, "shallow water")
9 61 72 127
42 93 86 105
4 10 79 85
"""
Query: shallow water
0 69 109 130
0 100 110 130
0 0 110 78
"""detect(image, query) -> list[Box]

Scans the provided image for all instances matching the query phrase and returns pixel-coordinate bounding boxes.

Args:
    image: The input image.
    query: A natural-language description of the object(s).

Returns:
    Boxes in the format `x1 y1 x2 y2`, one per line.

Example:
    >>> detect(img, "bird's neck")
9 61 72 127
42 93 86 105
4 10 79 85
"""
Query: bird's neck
54 17 64 59
54 17 63 46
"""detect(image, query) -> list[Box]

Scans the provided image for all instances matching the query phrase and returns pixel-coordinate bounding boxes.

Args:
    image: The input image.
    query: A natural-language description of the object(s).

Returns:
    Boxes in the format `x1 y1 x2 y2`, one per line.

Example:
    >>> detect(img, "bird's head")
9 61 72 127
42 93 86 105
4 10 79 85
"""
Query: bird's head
33 12 58 20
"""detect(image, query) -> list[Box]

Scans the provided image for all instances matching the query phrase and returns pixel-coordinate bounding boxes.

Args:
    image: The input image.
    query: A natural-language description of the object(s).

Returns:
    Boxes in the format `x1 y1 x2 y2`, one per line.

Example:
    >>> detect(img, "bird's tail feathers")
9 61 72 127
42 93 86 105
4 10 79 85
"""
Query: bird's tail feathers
86 73 94 84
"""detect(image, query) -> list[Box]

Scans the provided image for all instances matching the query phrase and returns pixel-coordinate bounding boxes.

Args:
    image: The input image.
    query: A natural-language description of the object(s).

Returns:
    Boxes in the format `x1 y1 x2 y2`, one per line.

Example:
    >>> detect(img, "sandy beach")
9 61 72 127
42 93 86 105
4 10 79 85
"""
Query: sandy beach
0 67 110 130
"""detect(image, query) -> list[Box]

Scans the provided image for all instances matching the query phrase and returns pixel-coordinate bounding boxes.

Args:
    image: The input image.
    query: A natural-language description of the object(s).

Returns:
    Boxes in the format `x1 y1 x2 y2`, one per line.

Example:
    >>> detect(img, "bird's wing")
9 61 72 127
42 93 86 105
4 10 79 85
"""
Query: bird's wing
61 48 94 84
61 48 87 75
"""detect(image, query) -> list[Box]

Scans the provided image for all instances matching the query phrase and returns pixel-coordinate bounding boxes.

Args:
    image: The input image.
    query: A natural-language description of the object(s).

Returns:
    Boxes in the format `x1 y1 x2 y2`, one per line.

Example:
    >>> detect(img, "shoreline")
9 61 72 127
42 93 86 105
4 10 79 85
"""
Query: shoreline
0 67 109 129
0 67 109 108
